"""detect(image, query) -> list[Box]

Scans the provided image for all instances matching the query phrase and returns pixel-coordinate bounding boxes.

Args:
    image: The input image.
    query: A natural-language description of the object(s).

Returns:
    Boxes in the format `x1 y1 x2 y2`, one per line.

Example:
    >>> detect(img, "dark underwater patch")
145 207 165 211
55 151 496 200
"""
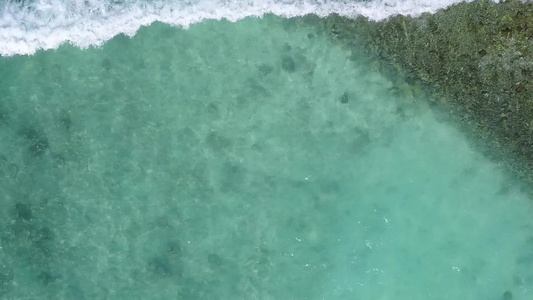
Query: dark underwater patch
59 110 72 131
340 92 350 104
37 271 58 286
258 63 274 76
207 253 224 269
20 126 49 157
502 290 513 300
15 202 32 221
281 55 296 73
30 138 49 157
32 226 55 254
148 256 172 276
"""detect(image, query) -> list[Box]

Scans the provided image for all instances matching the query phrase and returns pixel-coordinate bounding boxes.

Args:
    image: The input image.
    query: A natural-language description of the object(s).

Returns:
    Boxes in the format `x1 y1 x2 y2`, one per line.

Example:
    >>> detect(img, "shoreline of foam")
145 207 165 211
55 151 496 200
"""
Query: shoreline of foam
0 0 493 56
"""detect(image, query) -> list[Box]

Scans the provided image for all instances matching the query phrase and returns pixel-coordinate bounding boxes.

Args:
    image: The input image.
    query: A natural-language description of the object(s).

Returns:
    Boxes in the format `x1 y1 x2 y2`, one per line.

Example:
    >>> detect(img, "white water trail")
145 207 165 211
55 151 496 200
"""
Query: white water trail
0 0 495 56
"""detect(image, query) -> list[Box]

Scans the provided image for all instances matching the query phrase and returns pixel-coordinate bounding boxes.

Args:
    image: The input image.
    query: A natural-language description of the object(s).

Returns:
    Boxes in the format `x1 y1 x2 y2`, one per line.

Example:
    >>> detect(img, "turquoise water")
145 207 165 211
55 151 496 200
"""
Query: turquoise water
1 15 533 300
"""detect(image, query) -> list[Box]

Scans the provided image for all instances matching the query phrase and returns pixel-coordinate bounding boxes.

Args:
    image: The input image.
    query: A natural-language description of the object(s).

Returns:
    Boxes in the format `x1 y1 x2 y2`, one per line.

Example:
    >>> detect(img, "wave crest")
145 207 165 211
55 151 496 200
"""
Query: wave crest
0 0 482 56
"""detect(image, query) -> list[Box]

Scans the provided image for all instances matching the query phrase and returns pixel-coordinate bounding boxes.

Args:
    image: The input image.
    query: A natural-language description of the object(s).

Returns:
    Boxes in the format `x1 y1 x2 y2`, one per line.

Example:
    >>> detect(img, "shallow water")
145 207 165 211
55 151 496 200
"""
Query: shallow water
0 15 532 300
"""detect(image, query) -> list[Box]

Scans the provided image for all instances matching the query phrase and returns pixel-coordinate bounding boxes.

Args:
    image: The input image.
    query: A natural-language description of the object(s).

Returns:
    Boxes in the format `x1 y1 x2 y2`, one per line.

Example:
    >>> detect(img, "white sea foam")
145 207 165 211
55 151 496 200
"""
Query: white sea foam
0 0 493 56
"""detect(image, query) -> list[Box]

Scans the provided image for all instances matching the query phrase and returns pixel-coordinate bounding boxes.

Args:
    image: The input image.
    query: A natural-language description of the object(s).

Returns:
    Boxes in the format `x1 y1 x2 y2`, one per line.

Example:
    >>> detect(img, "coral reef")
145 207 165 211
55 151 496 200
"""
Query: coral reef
321 0 533 184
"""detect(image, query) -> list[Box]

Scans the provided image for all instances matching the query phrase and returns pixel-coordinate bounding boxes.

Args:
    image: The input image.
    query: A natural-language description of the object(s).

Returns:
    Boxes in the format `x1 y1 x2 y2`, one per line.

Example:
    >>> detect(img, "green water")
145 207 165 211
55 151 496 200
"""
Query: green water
1 15 532 300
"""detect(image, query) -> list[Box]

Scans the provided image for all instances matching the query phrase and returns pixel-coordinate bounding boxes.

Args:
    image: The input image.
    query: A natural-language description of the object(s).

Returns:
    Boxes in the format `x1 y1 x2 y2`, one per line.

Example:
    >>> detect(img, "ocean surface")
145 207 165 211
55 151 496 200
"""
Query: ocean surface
1 0 532 299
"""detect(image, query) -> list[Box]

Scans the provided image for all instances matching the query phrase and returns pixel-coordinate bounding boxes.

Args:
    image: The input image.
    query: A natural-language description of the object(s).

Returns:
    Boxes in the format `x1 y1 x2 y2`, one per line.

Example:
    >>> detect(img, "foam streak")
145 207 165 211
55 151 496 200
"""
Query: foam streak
0 0 493 56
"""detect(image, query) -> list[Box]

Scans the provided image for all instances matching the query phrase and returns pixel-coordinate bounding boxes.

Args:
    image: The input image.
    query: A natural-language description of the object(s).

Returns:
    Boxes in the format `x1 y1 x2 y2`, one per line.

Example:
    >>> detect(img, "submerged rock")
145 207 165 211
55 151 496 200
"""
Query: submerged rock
281 55 296 73
37 271 58 286
15 202 32 221
20 126 49 157
30 138 49 157
59 110 72 131
257 63 274 76
502 290 513 300
340 92 350 104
